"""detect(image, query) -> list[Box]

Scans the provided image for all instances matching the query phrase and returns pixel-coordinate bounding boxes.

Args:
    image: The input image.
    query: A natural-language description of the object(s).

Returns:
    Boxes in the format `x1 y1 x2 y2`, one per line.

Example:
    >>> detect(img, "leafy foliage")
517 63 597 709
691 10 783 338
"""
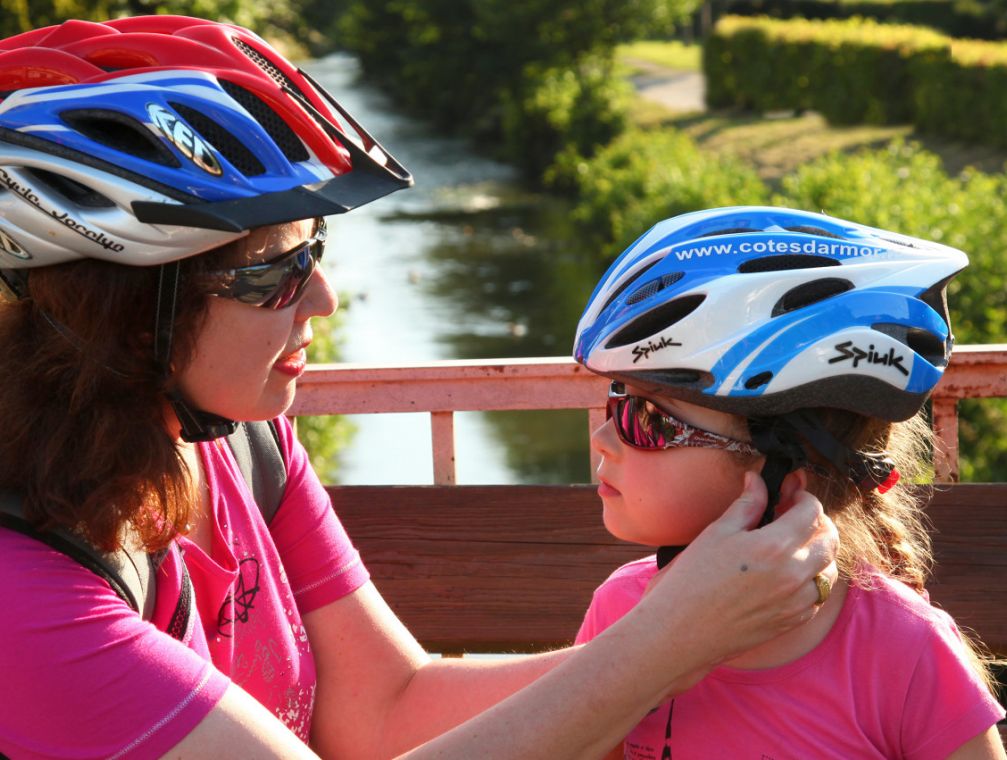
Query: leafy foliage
338 1 701 176
568 127 769 247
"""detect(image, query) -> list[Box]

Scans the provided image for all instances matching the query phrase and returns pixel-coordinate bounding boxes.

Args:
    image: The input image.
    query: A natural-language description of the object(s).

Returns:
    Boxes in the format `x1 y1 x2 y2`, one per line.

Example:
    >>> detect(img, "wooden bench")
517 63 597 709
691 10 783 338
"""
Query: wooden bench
330 483 1007 659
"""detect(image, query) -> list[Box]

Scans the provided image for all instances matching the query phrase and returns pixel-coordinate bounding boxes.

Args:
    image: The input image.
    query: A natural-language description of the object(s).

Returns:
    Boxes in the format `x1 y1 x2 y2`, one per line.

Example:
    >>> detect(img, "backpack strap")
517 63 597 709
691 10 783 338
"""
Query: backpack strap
0 420 285 638
226 419 287 524
0 489 157 620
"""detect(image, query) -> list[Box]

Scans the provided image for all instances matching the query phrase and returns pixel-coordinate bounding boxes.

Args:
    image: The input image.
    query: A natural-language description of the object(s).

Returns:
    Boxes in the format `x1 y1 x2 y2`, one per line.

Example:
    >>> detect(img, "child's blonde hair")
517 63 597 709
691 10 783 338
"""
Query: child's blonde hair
802 409 997 692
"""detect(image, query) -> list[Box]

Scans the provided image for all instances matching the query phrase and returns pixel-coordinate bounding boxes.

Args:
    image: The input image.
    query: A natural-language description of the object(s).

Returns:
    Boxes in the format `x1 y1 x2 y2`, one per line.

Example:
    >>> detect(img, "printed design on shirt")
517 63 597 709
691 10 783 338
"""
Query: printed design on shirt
217 556 261 637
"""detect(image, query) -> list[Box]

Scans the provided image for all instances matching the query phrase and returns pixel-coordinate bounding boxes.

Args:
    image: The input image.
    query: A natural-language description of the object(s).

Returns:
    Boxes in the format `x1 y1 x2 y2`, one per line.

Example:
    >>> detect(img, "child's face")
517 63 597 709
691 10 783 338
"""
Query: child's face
591 387 759 547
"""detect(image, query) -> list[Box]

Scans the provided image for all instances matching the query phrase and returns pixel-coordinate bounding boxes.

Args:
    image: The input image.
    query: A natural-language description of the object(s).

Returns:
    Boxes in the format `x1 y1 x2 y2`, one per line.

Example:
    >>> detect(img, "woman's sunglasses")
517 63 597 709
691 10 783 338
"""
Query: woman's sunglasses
606 381 759 455
205 219 327 309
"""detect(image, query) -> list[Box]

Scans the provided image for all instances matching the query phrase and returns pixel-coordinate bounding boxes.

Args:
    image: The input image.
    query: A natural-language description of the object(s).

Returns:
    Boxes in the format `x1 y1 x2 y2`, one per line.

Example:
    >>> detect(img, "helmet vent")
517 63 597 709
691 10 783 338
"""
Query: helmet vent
625 272 684 305
61 109 179 168
219 80 309 164
599 259 662 313
168 102 265 176
605 294 705 349
745 371 773 390
917 275 955 330
784 225 843 240
232 38 310 101
772 278 853 317
738 254 840 273
873 323 947 366
700 227 753 237
27 169 114 208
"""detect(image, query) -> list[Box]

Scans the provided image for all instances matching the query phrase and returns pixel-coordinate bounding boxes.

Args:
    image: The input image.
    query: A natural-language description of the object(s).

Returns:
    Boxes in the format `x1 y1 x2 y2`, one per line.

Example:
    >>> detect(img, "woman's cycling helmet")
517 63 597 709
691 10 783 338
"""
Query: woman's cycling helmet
575 206 966 423
0 16 412 441
575 207 968 551
0 15 410 271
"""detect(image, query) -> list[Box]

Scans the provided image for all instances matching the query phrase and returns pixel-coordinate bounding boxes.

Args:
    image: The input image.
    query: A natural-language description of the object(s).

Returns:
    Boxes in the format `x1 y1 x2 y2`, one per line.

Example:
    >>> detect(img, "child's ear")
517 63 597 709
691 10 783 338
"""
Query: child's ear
777 468 809 515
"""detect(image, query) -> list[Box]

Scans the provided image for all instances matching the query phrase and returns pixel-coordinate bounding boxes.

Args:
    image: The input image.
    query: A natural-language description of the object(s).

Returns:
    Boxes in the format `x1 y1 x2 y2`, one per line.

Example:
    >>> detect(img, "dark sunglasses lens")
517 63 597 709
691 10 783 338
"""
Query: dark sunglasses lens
261 249 314 309
235 242 319 309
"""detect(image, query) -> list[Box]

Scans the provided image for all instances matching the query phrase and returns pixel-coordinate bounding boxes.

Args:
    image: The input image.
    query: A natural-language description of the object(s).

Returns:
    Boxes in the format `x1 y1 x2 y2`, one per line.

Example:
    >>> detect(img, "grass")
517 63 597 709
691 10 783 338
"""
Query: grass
617 40 701 72
618 40 1007 188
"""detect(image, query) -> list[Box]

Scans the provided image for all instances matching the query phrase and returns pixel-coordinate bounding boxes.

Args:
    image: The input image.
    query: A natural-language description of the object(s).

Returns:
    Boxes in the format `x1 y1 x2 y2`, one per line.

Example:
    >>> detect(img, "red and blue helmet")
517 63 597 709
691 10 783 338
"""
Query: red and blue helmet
0 15 411 268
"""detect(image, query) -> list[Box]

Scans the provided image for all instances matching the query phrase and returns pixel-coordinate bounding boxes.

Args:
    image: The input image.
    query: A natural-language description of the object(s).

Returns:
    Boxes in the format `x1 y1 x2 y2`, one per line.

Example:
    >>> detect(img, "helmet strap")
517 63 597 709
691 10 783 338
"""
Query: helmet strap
773 409 897 492
155 261 237 443
655 415 808 571
748 416 809 526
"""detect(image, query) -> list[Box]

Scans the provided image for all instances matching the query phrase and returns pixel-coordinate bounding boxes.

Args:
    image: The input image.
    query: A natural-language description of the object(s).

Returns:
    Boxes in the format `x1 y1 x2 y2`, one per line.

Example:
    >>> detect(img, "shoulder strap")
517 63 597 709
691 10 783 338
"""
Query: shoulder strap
226 419 287 524
0 489 157 620
0 422 286 638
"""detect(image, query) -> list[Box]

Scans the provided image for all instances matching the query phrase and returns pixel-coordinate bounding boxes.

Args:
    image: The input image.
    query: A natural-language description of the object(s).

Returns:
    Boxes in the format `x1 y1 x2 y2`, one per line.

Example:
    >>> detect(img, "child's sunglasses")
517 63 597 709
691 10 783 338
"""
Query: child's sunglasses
205 219 327 309
606 381 759 455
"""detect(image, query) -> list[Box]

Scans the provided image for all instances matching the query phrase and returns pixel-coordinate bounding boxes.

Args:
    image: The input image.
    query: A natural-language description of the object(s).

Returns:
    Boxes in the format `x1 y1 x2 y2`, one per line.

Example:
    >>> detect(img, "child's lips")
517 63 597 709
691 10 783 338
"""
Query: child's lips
597 477 621 497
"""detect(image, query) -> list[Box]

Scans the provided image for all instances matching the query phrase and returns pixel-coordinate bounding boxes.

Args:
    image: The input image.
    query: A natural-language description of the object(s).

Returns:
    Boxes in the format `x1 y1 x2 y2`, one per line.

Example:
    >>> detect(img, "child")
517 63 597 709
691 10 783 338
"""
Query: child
572 206 1005 759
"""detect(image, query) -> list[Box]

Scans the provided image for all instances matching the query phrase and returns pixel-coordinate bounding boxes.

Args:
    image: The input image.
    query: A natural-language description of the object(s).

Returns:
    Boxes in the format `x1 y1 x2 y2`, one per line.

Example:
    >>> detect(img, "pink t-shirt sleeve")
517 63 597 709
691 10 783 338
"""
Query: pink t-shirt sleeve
0 530 229 760
900 608 1005 760
269 416 370 613
575 557 655 645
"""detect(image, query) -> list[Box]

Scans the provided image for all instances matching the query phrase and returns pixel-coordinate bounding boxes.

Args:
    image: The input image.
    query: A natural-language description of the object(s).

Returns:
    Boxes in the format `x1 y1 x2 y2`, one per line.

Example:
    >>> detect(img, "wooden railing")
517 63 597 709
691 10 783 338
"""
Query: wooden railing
290 344 1007 484
285 346 1007 659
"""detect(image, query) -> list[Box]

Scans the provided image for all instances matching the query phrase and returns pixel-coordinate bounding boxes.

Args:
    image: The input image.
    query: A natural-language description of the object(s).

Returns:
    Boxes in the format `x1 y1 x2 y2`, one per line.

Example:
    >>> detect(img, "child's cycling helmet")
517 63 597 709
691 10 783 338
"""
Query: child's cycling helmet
0 15 411 270
575 207 968 548
0 16 412 441
574 206 966 423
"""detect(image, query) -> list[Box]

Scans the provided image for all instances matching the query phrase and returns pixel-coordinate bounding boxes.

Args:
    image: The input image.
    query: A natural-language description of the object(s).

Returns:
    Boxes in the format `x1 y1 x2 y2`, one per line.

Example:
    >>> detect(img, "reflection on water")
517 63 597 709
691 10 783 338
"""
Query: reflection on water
304 55 606 485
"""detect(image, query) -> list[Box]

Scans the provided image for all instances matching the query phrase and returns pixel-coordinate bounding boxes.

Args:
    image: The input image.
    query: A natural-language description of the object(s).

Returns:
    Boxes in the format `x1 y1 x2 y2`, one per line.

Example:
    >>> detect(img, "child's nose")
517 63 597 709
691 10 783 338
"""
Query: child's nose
590 417 621 458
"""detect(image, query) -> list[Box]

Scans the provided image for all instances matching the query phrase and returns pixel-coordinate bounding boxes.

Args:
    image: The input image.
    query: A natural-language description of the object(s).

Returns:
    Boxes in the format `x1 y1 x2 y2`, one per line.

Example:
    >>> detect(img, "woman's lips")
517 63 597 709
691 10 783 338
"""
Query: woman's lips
273 347 307 377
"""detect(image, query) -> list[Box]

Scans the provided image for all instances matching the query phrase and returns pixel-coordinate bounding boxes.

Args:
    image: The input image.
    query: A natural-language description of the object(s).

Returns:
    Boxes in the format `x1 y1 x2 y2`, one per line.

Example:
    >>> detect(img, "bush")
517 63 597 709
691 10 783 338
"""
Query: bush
705 15 951 125
913 39 1007 148
721 0 1007 40
569 127 769 250
505 59 632 187
775 140 1007 480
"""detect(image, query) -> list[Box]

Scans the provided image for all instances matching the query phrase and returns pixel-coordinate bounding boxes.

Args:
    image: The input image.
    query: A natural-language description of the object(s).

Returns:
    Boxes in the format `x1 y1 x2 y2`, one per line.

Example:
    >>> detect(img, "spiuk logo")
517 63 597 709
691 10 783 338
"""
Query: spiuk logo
632 336 682 364
829 340 908 376
147 104 223 176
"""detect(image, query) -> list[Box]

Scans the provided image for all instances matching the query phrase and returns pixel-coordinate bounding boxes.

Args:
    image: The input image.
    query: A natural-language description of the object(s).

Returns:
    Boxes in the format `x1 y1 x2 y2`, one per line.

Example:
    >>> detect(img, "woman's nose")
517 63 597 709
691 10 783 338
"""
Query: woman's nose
298 264 337 320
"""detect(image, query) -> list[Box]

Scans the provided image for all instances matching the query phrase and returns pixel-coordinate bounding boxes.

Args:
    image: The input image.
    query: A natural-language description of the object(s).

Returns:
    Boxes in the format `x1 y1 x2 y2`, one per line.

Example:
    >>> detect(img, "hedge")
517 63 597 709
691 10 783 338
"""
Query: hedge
720 0 1006 41
705 16 950 125
913 39 1007 148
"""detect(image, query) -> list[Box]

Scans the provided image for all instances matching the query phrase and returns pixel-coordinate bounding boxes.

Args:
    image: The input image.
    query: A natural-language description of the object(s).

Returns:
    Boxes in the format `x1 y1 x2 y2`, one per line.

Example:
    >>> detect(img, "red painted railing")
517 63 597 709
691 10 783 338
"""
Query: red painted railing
289 345 1007 484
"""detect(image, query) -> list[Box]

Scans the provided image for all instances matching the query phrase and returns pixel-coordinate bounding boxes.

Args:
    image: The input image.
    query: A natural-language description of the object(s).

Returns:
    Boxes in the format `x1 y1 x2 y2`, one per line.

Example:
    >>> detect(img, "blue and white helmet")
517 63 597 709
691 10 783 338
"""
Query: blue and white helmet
574 206 968 422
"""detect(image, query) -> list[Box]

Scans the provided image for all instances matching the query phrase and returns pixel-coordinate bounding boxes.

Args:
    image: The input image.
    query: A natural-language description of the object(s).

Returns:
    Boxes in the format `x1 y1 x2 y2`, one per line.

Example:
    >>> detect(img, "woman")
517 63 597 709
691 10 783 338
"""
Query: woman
0 17 837 759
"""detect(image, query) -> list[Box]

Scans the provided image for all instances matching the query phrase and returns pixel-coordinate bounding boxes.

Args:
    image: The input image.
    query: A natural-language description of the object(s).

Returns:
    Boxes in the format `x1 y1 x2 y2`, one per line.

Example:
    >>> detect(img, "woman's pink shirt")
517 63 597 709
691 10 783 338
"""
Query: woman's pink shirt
0 416 369 758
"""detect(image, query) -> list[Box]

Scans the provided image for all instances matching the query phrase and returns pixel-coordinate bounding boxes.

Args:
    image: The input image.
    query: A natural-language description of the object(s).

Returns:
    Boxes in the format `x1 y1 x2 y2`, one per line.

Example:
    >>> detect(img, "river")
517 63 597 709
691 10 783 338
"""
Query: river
303 54 602 486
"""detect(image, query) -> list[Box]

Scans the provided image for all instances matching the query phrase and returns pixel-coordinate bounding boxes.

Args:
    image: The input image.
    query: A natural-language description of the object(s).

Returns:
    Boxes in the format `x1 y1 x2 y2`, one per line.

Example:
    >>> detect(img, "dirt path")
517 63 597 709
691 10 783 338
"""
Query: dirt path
626 58 706 113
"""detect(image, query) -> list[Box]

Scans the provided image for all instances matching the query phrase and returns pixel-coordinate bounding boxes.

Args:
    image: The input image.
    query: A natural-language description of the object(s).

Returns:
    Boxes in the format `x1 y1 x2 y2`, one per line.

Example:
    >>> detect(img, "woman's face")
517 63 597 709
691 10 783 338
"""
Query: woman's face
591 388 758 547
174 218 337 424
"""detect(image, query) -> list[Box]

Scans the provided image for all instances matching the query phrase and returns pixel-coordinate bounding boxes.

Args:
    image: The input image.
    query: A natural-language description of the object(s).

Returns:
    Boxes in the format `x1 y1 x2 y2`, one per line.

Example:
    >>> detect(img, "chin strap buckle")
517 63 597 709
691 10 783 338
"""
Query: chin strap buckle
851 452 899 493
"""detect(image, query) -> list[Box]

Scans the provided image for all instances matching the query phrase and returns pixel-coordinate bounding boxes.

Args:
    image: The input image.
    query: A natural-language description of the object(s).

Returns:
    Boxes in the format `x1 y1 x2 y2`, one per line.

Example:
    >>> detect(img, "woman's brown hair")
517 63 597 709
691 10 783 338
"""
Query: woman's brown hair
0 252 229 552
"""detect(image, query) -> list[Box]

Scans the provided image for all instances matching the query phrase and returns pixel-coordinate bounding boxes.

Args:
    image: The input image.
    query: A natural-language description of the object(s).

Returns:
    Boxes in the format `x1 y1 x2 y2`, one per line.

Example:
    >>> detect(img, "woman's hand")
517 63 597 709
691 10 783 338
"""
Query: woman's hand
638 472 838 684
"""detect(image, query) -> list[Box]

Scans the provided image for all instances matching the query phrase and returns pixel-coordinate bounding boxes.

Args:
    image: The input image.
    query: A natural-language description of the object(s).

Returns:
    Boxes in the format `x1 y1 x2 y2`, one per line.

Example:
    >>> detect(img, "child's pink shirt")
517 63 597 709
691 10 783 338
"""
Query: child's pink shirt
0 416 369 758
577 556 1004 760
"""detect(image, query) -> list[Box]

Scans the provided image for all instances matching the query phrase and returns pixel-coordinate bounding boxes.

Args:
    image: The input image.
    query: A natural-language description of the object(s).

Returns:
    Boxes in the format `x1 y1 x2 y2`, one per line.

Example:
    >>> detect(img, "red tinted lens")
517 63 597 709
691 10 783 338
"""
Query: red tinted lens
607 394 678 449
